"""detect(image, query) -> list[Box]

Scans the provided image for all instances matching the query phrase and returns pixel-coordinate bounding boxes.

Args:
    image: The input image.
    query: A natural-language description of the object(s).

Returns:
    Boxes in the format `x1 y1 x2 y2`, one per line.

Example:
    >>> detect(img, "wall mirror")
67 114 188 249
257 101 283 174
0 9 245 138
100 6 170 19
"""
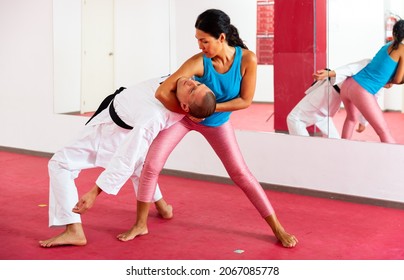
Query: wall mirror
325 0 404 144
53 0 404 144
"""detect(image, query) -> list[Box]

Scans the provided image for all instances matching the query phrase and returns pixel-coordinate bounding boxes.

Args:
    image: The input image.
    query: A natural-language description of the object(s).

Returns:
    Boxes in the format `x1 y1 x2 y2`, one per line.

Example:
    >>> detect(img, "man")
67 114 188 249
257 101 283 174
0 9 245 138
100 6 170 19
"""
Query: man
287 59 372 138
39 75 216 247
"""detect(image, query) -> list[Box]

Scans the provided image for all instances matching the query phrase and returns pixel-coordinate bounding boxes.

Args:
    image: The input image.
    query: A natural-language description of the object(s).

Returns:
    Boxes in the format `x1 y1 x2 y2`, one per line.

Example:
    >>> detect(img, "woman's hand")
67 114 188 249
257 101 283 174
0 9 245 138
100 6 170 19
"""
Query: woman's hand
186 114 205 123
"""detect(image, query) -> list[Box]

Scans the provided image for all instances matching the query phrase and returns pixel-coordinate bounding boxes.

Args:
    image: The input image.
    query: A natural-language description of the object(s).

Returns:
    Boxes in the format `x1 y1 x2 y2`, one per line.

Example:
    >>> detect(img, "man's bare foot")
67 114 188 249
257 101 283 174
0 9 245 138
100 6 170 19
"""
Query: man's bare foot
155 199 173 219
265 213 298 248
39 223 87 248
356 123 366 133
117 224 148 242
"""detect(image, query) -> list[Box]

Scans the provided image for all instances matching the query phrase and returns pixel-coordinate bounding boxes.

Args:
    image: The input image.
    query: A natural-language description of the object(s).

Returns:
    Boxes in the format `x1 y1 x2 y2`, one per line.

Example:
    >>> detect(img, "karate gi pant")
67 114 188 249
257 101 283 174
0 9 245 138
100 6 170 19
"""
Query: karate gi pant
287 79 341 139
287 101 341 139
47 113 163 227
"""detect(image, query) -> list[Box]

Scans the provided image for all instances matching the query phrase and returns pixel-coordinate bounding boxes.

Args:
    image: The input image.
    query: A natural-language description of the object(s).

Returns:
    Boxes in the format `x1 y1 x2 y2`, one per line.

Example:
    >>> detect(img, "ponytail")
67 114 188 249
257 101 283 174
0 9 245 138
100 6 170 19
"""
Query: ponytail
228 25 248 49
392 19 404 51
195 9 248 49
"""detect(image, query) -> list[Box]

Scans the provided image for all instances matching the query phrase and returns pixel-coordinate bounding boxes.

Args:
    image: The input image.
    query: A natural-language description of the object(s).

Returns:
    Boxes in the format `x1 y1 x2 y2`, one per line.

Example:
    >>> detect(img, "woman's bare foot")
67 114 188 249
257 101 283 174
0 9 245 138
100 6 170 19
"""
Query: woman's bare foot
155 199 173 219
117 200 151 241
117 224 148 242
39 223 87 248
273 227 298 248
265 213 298 248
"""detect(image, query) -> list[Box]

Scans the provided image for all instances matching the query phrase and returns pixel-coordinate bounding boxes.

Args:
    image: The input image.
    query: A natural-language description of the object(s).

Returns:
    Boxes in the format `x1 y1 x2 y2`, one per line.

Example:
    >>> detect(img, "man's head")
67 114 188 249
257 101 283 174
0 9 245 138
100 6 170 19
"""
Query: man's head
176 77 216 118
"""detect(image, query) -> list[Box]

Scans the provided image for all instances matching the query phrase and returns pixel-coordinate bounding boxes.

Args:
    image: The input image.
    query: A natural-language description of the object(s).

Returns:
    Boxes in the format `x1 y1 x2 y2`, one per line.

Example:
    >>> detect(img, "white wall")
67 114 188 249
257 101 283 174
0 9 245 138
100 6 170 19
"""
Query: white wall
0 0 85 153
0 0 404 204
53 0 172 113
53 0 81 113
114 0 171 86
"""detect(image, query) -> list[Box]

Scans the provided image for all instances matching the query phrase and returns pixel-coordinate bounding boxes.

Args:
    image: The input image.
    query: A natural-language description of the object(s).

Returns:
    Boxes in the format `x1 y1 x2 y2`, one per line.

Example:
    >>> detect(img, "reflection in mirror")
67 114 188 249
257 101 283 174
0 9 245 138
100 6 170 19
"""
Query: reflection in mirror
324 0 404 144
233 0 404 145
53 0 404 144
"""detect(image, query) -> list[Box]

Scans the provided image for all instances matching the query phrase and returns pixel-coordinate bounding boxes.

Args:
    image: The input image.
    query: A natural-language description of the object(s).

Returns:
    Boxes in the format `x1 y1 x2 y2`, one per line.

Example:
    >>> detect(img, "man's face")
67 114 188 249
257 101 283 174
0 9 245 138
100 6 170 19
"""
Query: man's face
176 77 209 107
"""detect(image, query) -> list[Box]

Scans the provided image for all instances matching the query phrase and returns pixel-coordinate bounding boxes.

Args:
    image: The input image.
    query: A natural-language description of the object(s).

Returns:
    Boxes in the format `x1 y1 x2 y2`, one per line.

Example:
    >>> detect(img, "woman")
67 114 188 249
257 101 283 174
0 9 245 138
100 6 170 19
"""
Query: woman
340 19 404 143
117 9 298 248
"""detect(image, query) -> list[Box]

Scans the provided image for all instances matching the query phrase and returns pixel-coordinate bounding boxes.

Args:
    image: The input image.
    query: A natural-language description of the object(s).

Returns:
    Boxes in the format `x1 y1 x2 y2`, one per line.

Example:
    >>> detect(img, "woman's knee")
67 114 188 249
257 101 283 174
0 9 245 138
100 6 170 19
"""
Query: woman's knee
229 169 255 188
142 159 164 178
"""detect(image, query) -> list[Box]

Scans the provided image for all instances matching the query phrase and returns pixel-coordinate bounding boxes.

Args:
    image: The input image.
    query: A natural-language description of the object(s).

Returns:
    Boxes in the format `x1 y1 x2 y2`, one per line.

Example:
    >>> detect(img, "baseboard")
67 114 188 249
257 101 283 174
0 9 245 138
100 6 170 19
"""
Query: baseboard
0 146 53 158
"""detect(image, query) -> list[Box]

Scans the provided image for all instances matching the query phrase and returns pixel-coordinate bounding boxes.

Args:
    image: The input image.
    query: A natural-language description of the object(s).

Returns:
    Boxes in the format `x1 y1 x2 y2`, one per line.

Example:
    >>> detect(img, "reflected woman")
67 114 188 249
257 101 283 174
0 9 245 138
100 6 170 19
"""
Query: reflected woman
340 19 404 143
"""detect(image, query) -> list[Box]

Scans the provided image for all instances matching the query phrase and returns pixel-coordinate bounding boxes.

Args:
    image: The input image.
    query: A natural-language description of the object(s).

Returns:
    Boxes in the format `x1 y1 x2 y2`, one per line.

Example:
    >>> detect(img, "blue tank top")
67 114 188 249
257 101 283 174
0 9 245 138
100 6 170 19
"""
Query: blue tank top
353 42 398 94
194 46 243 127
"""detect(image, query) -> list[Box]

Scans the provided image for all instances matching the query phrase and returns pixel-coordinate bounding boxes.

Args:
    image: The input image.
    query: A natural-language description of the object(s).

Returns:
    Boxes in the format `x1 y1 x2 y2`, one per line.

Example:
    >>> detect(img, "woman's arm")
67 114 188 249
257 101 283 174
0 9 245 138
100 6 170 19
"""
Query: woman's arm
392 58 404 84
215 50 257 112
390 46 404 84
155 53 204 113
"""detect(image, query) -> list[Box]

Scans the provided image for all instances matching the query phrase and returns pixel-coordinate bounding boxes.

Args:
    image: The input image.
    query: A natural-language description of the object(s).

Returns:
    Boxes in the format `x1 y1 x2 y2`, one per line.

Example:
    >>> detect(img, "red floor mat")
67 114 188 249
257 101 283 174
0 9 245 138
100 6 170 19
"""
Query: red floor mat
1 150 403 261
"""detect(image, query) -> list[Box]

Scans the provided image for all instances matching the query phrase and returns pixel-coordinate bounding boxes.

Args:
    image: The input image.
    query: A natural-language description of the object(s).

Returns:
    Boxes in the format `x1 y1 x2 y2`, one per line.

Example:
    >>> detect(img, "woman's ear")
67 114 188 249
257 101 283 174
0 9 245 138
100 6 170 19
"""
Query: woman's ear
219 33 226 43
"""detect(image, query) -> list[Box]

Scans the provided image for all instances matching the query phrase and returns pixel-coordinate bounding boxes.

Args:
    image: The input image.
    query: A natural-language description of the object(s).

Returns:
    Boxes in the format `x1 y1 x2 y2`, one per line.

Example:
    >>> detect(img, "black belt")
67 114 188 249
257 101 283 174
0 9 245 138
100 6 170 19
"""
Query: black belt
108 98 133 129
333 84 341 94
85 87 133 130
324 68 341 94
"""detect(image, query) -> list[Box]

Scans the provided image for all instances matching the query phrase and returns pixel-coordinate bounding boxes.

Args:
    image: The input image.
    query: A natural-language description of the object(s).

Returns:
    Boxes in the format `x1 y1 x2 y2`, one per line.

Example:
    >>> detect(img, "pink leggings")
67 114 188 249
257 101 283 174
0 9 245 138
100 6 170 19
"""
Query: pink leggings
340 77 395 143
137 117 275 218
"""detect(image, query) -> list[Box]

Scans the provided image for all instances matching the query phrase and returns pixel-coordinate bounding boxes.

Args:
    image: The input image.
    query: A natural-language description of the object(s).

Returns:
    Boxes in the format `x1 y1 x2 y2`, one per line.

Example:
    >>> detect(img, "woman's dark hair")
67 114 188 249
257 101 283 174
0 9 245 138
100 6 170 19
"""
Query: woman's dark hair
195 9 248 49
392 19 404 51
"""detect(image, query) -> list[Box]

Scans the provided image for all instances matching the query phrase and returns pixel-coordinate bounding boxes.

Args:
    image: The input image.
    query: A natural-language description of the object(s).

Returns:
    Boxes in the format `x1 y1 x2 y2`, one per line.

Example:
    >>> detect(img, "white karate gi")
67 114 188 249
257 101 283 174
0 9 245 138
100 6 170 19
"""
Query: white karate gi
287 59 371 138
48 76 183 226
